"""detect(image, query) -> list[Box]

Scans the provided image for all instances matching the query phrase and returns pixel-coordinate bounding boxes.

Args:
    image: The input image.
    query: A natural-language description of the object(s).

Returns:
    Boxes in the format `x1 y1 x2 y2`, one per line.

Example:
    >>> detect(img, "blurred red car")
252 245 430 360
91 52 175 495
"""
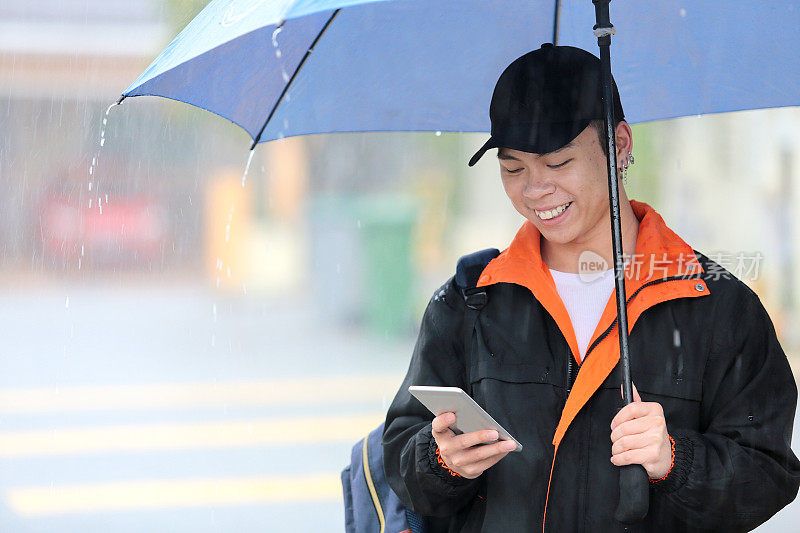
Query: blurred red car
39 193 169 270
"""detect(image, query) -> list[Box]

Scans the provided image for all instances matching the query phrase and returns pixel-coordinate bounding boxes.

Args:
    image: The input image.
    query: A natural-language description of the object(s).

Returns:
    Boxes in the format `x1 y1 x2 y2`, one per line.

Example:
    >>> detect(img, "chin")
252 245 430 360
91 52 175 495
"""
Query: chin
535 223 575 244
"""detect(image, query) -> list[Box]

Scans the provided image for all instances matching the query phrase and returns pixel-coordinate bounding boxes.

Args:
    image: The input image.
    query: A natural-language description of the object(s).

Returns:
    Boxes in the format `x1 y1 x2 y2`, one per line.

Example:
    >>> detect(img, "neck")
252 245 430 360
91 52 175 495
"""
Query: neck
542 198 640 274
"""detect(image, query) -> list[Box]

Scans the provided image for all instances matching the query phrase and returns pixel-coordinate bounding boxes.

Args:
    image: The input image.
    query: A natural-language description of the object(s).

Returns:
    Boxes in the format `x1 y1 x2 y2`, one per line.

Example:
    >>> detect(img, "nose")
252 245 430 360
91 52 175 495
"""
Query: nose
522 169 556 199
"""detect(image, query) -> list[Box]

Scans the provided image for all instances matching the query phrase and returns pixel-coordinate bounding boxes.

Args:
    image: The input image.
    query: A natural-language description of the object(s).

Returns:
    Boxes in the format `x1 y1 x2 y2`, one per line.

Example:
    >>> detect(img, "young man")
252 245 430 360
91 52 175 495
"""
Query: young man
382 44 800 531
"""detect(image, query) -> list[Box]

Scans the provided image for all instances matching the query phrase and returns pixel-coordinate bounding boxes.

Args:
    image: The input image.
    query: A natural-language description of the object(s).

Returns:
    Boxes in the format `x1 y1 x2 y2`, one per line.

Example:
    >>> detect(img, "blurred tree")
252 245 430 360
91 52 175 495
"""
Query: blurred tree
163 0 209 33
625 122 661 205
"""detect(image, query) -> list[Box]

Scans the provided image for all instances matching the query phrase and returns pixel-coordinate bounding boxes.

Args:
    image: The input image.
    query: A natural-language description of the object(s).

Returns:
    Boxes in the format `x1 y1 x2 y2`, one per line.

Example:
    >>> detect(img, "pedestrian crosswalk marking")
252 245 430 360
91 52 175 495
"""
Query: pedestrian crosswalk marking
0 413 384 458
0 375 402 414
7 473 342 516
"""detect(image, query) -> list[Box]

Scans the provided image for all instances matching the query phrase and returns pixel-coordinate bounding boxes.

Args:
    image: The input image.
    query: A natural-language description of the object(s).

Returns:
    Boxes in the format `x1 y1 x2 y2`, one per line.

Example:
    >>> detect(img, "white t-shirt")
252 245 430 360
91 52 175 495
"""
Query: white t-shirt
548 267 617 360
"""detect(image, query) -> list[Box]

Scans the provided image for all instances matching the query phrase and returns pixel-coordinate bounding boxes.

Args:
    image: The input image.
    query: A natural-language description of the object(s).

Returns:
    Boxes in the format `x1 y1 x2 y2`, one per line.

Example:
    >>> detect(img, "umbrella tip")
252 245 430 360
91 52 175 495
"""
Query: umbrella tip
116 95 126 105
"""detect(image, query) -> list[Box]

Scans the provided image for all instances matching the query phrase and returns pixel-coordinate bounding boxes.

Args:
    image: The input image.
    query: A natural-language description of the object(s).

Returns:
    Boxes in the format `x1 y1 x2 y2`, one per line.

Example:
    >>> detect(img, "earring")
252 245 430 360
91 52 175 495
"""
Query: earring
621 151 634 183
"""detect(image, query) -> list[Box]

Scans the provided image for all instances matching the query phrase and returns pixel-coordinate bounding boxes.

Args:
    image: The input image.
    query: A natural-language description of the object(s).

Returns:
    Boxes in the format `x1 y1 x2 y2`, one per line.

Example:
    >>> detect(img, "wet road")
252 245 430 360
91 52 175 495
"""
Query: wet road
0 281 412 532
0 281 798 531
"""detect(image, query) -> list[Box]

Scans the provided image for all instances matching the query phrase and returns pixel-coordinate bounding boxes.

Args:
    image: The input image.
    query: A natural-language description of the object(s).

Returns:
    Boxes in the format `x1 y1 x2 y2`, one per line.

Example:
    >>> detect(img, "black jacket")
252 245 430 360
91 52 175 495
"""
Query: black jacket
382 200 800 532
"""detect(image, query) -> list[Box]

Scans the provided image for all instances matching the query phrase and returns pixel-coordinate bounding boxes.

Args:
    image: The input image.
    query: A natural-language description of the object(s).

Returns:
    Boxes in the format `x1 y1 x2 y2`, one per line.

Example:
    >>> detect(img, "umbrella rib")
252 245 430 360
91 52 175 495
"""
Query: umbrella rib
552 0 561 45
250 8 342 149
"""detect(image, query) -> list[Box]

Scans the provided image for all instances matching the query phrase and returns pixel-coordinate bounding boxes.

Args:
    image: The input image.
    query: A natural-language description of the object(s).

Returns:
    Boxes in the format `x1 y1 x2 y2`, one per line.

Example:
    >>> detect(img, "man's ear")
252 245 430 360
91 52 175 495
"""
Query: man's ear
614 121 633 157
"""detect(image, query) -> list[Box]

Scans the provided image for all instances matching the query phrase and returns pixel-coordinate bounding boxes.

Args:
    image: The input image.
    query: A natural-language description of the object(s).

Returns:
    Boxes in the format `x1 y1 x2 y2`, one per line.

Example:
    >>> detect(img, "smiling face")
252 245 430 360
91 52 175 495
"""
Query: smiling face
498 121 633 254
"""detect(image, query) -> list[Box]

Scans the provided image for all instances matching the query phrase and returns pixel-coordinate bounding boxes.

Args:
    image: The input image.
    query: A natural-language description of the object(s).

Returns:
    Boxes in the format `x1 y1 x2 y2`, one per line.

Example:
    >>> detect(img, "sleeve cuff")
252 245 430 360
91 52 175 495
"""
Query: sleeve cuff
649 434 675 483
650 432 693 494
426 432 474 486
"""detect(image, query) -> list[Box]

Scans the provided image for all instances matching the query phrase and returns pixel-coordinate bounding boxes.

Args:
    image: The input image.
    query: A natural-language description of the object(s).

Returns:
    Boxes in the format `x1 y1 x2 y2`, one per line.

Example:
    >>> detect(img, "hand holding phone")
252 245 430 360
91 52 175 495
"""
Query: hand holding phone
409 385 522 479
431 411 518 479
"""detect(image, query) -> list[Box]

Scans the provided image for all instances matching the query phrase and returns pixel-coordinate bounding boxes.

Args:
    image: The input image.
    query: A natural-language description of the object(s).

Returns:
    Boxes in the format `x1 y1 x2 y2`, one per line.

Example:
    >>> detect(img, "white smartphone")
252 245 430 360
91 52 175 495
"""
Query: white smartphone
408 385 522 452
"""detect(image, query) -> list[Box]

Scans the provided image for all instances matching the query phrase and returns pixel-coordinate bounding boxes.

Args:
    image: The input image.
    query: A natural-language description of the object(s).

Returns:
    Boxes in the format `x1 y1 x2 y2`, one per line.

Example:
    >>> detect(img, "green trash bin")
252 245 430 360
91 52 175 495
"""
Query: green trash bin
355 194 418 338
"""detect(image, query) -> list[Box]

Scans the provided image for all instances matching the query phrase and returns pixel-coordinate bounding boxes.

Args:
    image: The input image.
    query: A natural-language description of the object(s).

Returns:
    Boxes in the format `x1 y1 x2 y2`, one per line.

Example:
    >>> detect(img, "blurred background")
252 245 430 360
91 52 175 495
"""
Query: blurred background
1 1 799 531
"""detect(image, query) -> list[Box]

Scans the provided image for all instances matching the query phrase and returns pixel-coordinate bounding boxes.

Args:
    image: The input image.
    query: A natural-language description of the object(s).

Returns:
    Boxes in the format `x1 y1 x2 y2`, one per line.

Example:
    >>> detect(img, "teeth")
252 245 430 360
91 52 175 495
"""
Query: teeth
537 202 571 220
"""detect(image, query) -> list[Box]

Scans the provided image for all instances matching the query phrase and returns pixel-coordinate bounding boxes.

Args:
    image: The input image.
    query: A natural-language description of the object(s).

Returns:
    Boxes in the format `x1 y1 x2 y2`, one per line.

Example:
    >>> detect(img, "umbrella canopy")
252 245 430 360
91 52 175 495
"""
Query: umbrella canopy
122 0 800 146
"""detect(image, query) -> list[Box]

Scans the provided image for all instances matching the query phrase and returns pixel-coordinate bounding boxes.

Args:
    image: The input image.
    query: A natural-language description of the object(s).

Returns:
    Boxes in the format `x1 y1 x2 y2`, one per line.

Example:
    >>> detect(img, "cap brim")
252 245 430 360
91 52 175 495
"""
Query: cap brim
468 137 499 167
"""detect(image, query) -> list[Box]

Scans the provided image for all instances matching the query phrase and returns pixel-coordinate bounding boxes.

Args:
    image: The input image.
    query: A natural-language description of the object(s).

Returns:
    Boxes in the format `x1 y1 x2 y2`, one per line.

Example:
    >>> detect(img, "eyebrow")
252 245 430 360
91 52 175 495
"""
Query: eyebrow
497 140 577 161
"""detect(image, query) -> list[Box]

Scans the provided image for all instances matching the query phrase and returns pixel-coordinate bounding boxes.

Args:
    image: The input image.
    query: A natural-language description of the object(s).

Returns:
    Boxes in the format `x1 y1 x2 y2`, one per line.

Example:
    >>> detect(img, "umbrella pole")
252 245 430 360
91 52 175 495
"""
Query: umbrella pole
592 0 649 524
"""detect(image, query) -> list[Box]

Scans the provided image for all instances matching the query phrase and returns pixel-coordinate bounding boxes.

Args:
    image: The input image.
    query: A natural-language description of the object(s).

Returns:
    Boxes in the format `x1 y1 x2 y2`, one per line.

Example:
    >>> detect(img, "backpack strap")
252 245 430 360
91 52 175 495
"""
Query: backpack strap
343 422 425 532
455 248 500 388
454 248 500 292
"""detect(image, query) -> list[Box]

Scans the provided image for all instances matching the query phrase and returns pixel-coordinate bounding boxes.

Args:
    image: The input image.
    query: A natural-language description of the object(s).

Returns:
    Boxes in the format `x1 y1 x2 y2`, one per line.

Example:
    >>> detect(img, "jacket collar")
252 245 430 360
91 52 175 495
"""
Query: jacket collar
475 199 710 449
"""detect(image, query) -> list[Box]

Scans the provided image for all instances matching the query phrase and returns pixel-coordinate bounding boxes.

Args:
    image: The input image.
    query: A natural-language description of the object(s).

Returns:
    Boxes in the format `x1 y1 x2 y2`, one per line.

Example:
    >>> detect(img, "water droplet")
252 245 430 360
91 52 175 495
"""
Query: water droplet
65 297 69 309
283 118 289 129
88 182 92 190
281 70 290 82
89 199 92 208
679 8 686 17
81 245 84 257
100 138 105 147
242 149 255 187
271 26 282 47
435 130 442 136
226 266 231 278
275 49 282 58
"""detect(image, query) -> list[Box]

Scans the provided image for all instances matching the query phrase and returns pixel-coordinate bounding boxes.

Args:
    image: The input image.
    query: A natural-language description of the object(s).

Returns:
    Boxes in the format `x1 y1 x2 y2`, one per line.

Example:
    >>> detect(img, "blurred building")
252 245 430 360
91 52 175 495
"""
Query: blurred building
654 108 800 348
0 1 245 276
0 1 168 273
0 1 166 100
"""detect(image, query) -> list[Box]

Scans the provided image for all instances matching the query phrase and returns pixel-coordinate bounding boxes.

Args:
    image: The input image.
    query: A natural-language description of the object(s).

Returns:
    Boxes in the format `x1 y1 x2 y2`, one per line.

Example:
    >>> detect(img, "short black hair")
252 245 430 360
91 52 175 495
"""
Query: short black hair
590 118 624 158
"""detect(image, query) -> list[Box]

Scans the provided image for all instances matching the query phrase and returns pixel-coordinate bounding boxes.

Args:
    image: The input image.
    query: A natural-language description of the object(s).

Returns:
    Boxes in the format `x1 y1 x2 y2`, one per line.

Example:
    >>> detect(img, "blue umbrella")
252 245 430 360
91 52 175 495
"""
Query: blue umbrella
119 0 800 526
120 0 800 148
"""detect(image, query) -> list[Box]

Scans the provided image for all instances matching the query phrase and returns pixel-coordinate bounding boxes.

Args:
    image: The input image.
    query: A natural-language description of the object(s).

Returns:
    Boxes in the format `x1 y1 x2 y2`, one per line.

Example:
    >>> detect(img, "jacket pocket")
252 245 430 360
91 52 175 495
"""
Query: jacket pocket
631 370 702 402
467 317 559 387
601 364 702 402
469 360 555 385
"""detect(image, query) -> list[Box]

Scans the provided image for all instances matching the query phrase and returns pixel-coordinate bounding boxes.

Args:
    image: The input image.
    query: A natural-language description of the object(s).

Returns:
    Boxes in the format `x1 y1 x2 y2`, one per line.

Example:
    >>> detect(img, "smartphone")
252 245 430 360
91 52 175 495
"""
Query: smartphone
408 385 522 452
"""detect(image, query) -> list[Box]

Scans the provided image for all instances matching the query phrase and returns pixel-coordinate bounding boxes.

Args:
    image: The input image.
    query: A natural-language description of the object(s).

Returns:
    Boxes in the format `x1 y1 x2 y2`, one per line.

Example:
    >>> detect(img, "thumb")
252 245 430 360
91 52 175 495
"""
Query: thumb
632 382 642 402
619 382 643 403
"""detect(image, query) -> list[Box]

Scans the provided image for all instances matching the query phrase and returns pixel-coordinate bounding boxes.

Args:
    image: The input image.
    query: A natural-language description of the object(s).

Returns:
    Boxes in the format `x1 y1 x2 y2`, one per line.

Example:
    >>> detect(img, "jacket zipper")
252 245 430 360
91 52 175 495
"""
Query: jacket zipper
566 343 576 395
582 274 700 361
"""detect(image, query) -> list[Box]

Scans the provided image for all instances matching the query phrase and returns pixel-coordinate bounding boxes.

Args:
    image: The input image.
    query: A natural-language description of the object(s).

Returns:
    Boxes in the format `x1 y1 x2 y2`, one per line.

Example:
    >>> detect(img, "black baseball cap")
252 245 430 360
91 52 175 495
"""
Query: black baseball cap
468 43 624 167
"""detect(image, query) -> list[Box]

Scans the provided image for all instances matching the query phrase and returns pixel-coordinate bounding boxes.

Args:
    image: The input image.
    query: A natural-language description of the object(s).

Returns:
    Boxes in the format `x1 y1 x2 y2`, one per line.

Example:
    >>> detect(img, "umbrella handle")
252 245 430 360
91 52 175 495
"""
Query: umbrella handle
614 464 650 524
